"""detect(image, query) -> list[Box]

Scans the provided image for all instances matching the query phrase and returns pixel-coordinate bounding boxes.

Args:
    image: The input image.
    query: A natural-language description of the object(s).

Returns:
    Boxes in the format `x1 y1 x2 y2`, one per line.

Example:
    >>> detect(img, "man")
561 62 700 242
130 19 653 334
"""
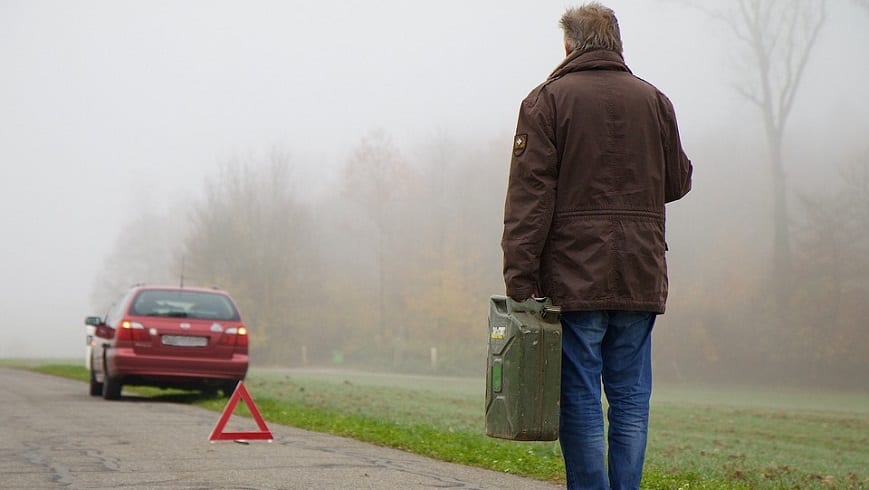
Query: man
501 3 693 489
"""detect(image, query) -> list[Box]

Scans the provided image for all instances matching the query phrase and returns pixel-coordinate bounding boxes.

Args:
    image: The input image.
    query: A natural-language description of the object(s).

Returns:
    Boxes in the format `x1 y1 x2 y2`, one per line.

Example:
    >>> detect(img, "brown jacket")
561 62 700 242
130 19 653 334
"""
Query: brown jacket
502 49 692 313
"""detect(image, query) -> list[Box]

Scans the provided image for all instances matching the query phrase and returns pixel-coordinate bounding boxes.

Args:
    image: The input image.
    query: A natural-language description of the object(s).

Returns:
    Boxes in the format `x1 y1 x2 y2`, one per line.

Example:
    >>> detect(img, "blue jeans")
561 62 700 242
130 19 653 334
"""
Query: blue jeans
559 310 655 490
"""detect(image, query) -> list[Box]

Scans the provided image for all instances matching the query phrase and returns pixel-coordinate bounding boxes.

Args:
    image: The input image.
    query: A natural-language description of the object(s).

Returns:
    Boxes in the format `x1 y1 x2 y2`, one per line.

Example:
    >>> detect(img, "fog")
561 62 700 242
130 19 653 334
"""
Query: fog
2 1 868 388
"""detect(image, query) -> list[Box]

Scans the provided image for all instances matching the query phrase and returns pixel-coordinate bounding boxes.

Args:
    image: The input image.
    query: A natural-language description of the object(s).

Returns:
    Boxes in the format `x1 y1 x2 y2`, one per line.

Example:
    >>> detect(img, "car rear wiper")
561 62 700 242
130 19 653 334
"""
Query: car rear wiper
164 311 189 318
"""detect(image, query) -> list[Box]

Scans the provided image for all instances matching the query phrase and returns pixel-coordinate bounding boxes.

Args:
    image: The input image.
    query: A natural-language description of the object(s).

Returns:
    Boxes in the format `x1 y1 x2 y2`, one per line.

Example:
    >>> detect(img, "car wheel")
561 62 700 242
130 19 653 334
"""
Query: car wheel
102 358 122 400
103 376 122 400
221 380 241 397
89 366 103 397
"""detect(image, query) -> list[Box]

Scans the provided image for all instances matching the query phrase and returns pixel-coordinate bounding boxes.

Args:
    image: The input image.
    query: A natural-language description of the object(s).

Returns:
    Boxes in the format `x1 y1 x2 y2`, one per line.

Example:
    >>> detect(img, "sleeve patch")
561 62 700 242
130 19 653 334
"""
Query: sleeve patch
513 134 528 156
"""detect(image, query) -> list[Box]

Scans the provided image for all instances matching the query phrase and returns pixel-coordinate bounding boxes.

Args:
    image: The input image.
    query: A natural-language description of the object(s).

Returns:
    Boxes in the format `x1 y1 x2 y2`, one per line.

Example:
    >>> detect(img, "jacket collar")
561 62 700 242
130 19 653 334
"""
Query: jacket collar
548 49 631 81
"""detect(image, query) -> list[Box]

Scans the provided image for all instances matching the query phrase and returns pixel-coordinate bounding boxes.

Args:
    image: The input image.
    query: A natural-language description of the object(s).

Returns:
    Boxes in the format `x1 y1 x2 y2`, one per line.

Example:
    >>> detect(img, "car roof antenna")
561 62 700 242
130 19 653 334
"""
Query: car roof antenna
179 256 185 288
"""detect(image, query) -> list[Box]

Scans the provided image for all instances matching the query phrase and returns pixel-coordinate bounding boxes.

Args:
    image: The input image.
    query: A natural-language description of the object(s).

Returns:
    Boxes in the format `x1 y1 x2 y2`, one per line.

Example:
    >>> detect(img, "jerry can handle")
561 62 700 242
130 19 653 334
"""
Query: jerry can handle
506 297 560 317
490 295 509 314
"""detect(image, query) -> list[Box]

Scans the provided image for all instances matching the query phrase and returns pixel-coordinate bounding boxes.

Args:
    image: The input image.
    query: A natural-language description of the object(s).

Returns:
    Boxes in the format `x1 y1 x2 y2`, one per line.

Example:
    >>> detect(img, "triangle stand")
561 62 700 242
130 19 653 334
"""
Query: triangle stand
209 381 274 442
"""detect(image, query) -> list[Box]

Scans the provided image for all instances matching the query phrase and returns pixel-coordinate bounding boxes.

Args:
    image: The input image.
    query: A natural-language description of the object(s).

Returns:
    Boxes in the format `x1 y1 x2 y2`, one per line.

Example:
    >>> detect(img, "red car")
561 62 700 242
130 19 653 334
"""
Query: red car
85 285 249 400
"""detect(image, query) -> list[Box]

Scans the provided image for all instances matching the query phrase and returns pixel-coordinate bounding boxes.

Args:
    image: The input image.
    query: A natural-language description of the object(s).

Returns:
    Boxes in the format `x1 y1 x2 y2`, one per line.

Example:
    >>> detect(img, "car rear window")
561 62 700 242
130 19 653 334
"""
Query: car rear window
129 290 241 321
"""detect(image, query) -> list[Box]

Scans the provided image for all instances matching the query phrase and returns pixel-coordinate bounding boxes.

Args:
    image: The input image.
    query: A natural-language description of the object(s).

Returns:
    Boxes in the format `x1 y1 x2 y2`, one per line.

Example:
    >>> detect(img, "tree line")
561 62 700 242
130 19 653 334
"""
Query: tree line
90 130 869 388
92 133 508 374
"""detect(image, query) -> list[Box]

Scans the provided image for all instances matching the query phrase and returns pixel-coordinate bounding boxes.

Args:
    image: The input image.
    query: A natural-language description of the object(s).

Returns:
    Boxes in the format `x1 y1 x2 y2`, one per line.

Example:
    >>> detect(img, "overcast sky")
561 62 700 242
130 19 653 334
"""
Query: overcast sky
2 0 867 358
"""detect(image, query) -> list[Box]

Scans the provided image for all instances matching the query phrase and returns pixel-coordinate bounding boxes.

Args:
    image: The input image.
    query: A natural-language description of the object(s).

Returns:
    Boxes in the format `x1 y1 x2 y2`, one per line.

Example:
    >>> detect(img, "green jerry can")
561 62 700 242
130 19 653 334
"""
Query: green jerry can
485 295 562 441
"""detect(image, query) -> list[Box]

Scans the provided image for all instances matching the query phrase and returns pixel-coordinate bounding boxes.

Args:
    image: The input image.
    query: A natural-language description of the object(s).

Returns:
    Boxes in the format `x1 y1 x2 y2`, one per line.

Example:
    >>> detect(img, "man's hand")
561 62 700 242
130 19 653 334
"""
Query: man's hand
508 293 537 303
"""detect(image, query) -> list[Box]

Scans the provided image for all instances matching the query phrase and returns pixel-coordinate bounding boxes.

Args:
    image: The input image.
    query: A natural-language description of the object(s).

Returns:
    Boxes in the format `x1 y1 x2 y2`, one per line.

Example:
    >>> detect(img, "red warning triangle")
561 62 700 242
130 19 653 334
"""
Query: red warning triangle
209 381 274 442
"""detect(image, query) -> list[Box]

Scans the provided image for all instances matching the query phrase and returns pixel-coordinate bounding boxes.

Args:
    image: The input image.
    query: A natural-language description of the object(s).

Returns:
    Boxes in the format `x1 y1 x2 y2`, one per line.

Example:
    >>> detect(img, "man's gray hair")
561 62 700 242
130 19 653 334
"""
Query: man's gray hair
560 3 623 56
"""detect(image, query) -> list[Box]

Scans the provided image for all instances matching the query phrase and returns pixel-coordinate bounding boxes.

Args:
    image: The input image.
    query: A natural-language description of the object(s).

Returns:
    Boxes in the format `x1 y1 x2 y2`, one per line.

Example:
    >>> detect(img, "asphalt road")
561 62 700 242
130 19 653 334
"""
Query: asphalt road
0 368 561 489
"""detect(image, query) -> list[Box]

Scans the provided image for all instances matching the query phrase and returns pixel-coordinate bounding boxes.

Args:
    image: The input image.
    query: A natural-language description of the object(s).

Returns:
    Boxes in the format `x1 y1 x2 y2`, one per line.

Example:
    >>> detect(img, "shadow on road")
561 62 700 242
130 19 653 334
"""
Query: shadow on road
116 391 224 404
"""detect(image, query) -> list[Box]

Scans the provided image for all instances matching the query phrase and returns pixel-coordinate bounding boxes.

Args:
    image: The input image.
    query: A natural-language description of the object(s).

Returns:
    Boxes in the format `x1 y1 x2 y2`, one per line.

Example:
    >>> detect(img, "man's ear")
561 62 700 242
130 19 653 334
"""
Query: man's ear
564 42 571 56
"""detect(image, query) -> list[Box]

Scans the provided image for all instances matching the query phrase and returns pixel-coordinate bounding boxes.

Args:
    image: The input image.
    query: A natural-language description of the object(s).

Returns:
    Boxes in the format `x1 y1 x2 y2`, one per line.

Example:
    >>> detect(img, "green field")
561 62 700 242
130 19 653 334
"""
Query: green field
7 361 868 489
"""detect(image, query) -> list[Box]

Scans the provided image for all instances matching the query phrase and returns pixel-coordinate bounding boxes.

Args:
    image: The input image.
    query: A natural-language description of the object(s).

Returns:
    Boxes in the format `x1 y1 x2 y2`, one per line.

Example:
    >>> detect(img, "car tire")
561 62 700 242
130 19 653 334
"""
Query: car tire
102 357 122 400
89 366 103 397
221 380 241 397
103 376 122 400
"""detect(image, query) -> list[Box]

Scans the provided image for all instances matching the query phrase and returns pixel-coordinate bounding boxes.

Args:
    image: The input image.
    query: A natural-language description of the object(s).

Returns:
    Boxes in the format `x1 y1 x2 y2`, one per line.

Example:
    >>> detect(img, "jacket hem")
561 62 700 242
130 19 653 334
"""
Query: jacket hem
556 299 665 315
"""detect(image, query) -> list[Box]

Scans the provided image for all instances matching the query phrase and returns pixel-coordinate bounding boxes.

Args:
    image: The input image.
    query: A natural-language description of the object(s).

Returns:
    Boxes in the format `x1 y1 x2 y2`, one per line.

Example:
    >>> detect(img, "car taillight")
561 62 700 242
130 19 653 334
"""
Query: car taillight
117 320 150 342
220 326 248 347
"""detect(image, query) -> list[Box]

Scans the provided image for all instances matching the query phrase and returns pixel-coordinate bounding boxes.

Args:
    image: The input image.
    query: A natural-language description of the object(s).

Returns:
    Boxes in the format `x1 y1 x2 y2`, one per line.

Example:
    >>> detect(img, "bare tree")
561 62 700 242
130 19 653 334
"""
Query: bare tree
702 0 828 302
341 131 414 365
792 151 869 383
184 151 311 362
90 209 184 313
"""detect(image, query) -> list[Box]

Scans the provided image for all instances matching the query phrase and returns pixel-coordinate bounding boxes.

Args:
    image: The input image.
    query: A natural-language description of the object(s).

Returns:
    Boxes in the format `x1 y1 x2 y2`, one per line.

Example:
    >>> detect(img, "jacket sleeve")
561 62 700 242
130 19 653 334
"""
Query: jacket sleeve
501 91 558 301
659 93 693 203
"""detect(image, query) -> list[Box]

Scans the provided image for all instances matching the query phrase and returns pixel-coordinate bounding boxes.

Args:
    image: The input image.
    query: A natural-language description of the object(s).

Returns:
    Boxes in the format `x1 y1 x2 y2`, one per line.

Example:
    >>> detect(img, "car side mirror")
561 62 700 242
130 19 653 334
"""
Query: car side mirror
84 316 103 326
94 324 115 339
